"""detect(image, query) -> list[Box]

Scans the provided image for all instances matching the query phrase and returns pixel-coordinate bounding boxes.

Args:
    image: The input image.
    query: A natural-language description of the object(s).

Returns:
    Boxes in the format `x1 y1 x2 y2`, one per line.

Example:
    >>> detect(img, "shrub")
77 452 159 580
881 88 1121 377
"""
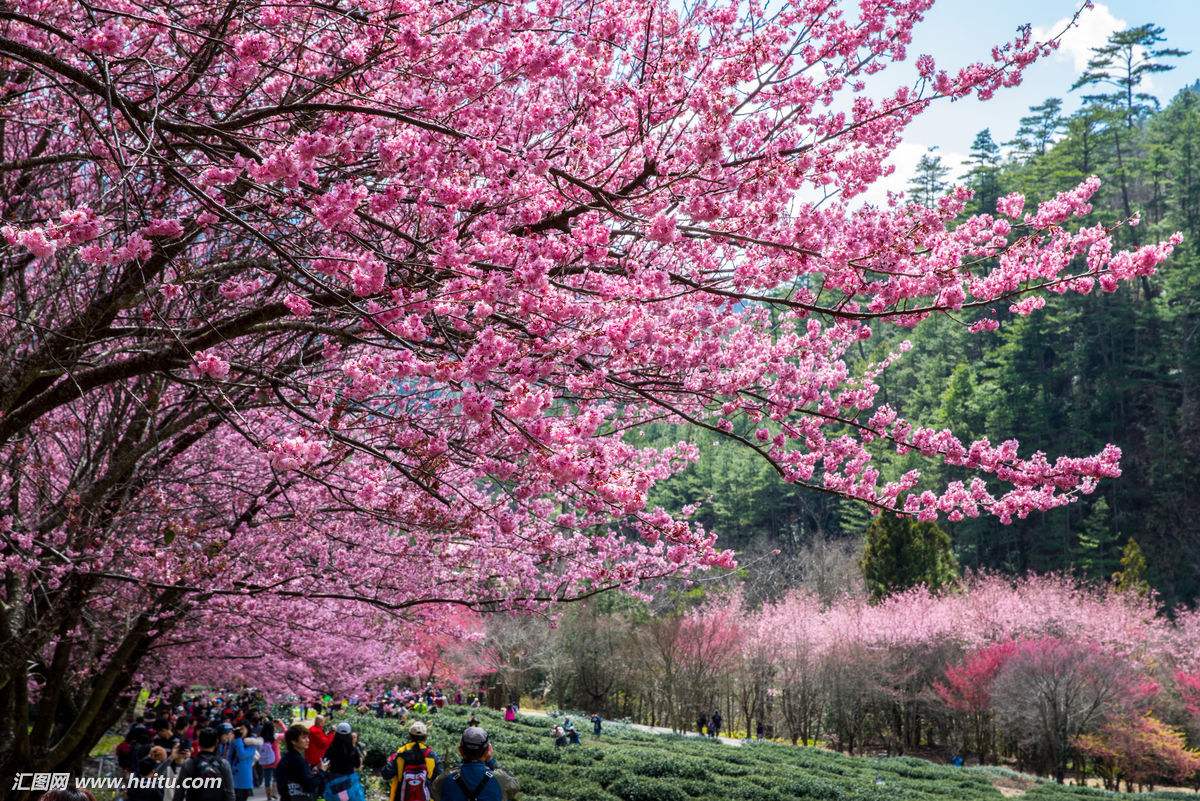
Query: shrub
637 754 709 780
608 775 689 801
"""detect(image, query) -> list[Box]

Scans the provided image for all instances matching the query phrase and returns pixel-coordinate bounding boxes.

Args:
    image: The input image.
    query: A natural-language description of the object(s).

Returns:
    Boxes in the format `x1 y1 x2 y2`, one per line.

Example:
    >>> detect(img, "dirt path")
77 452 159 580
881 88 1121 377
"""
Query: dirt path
522 709 744 747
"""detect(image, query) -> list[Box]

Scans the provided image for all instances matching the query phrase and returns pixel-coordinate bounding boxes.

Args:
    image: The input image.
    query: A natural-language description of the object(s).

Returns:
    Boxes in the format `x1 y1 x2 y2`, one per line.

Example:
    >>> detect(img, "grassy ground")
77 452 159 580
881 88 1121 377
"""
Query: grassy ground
89 733 123 758
343 708 1195 801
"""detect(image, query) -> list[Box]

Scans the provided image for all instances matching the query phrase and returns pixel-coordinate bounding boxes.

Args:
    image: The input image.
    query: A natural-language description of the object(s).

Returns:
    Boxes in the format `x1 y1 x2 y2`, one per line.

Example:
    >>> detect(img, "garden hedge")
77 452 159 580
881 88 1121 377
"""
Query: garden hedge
339 709 1190 801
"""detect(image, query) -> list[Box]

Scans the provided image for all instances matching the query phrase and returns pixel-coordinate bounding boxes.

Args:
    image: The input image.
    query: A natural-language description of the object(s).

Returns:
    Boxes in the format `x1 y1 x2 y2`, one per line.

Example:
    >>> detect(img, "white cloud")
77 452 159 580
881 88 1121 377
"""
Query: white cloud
856 142 970 208
1033 2 1128 74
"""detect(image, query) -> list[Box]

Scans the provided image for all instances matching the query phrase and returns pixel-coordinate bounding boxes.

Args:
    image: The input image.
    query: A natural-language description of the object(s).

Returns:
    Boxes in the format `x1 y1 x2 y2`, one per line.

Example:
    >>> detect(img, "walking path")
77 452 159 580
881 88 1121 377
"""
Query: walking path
521 708 745 747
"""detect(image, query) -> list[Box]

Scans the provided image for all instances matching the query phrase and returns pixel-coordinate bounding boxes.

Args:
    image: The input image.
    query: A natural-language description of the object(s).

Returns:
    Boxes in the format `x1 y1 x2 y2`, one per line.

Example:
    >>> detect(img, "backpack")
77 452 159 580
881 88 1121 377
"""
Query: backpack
450 769 494 801
190 753 228 801
397 745 432 801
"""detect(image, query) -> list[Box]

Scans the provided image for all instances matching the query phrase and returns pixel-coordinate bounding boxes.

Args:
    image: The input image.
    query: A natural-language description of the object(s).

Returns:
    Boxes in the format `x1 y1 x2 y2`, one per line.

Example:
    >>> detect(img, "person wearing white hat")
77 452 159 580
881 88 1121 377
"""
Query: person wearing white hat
381 721 440 801
322 722 365 801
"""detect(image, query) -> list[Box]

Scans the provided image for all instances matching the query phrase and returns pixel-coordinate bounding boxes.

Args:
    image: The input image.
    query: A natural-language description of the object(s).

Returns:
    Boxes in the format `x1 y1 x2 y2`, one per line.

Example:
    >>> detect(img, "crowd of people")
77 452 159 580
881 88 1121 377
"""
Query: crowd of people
366 685 482 720
112 690 521 801
115 691 280 801
275 685 488 723
696 710 723 739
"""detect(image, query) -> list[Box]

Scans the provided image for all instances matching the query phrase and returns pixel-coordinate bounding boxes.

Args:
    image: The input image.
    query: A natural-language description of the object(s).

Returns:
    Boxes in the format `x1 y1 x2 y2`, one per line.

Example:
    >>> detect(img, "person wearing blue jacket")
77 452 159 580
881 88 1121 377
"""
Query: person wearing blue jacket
230 724 265 801
430 727 518 801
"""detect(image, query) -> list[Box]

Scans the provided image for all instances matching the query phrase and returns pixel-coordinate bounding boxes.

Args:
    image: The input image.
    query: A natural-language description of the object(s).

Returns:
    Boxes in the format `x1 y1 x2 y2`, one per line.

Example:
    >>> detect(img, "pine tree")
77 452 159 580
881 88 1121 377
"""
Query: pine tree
860 514 960 601
907 147 950 208
1112 538 1152 597
1074 498 1121 581
1072 24 1189 128
1059 105 1108 177
1163 87 1200 241
966 129 1002 214
1069 24 1186 246
1008 98 1065 161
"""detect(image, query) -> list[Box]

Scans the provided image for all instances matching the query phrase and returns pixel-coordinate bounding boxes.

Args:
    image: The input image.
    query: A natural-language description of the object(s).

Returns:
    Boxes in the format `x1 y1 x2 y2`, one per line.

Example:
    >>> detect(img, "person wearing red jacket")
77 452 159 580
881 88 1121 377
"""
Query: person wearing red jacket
304 716 334 767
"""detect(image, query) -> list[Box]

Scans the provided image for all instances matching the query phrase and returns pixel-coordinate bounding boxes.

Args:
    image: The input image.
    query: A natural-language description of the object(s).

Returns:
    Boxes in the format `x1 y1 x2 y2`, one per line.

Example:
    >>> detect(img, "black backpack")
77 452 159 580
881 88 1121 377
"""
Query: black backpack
189 753 228 801
450 769 494 801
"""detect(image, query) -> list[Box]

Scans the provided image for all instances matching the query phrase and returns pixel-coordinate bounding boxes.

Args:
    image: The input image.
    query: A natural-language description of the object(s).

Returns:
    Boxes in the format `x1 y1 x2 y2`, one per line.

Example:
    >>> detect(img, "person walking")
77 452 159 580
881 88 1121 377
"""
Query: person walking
162 741 192 801
305 717 334 768
502 705 515 723
229 723 264 801
382 721 439 801
277 725 322 801
177 728 235 801
430 727 517 801
709 710 722 739
118 725 153 780
128 757 165 801
322 722 366 801
696 714 707 737
153 721 181 754
590 714 602 737
257 721 282 801
755 720 764 740
216 723 235 764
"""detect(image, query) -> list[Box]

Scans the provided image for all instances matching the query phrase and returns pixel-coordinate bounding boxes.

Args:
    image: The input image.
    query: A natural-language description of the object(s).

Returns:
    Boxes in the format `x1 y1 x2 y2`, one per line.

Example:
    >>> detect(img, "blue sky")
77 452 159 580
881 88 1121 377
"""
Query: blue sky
865 1 1200 201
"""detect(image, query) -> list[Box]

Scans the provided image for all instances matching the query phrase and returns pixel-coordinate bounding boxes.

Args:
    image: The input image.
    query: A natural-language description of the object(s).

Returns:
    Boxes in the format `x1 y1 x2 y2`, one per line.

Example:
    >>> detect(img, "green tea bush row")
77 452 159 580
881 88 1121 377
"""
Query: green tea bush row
344 711 1190 801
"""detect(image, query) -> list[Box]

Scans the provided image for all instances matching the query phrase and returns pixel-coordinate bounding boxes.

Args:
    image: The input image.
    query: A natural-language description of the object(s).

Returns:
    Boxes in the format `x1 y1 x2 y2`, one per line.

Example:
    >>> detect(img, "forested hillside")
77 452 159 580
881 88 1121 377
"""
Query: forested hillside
646 66 1200 608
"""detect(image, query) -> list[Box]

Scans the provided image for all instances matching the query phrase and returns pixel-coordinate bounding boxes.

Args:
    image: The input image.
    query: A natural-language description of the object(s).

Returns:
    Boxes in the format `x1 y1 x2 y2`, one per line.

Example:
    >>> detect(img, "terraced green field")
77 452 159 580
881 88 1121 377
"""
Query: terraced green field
345 709 1193 801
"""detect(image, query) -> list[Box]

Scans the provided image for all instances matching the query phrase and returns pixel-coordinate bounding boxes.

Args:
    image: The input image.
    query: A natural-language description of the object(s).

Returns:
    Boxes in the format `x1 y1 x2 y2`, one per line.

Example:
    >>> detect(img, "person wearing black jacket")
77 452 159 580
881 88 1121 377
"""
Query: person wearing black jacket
277 724 322 801
177 728 235 801
322 723 365 801
152 721 180 753
128 756 165 801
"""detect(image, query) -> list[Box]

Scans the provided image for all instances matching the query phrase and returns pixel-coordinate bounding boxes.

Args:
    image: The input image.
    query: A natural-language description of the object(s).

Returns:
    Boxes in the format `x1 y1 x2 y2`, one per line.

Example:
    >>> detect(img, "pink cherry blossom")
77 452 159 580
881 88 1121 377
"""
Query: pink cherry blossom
0 0 1180 765
191 351 230 380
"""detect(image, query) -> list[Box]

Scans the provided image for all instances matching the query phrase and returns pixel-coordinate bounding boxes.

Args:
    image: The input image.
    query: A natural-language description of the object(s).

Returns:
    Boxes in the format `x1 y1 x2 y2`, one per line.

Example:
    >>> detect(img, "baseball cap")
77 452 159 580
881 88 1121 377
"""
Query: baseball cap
217 722 234 733
409 721 427 738
336 721 352 734
460 727 489 749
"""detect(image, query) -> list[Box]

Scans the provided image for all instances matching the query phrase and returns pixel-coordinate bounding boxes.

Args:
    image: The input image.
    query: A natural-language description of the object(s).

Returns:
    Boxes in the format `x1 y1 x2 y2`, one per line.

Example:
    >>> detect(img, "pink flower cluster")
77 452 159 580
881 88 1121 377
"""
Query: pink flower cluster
191 351 230 380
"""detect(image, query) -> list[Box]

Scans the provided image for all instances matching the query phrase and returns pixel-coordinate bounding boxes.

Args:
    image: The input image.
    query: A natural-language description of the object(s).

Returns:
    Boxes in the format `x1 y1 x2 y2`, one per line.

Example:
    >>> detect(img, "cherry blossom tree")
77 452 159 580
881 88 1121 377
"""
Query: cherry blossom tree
1076 715 1200 792
989 637 1139 783
754 594 824 745
0 0 1183 777
936 640 1018 762
1179 671 1200 734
